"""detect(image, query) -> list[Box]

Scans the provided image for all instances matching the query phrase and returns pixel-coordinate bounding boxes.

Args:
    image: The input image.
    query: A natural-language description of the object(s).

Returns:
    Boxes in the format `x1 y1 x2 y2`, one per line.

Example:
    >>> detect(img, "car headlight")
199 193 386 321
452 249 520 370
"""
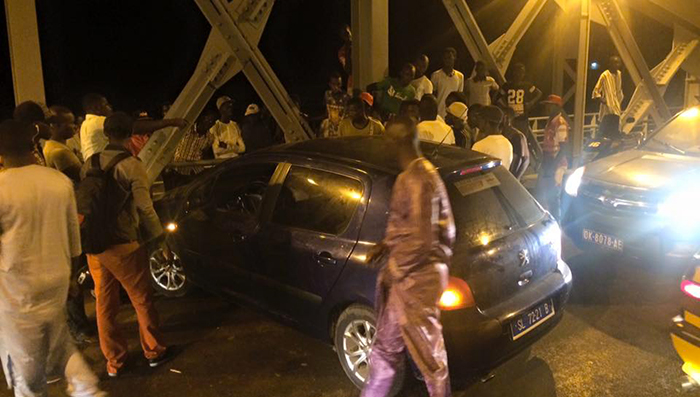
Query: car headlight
564 167 585 197
658 188 700 234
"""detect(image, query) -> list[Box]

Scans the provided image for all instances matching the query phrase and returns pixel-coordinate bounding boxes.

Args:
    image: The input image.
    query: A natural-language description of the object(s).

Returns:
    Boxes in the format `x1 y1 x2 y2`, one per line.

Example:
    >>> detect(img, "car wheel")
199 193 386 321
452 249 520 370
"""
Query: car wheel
149 247 190 297
334 305 405 393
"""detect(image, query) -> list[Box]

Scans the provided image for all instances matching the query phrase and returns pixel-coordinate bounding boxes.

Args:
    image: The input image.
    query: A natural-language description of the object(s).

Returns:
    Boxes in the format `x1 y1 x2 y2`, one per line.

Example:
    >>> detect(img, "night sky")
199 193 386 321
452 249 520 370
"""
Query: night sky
0 0 685 121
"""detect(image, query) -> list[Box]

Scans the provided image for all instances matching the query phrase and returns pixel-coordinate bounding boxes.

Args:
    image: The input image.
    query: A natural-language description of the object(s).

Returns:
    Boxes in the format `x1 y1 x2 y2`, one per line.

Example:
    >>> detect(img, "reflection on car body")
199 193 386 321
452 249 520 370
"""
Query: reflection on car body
154 136 572 388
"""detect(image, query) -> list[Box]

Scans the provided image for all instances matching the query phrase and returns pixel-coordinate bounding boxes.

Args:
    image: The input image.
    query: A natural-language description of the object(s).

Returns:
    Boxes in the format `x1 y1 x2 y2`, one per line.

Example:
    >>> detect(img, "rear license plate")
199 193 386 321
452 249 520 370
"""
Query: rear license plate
510 299 555 340
582 228 624 251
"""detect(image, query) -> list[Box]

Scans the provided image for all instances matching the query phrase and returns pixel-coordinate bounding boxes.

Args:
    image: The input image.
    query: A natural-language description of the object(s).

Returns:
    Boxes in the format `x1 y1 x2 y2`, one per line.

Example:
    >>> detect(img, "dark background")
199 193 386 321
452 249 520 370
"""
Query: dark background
0 0 686 121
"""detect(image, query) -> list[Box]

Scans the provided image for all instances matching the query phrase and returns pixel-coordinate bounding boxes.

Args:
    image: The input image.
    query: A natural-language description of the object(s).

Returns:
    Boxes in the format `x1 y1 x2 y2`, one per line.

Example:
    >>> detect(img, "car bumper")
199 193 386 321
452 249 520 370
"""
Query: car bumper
672 311 700 383
562 194 699 261
442 265 572 374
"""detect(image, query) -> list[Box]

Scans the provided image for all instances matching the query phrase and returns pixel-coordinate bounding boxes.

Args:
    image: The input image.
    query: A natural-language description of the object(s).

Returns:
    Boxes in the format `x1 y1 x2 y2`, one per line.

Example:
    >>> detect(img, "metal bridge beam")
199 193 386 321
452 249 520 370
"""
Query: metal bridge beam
572 0 592 164
195 0 313 143
489 0 548 77
597 0 672 124
442 0 505 85
140 0 314 182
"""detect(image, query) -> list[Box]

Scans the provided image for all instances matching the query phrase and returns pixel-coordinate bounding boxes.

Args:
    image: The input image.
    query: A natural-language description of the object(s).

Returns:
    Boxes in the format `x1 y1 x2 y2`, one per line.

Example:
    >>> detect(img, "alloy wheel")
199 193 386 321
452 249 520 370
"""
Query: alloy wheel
149 250 186 292
342 319 376 383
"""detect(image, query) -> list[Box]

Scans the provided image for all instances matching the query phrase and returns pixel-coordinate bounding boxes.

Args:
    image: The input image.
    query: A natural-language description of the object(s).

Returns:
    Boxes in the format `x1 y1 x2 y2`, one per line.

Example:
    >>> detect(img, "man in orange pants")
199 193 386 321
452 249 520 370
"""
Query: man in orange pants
82 112 173 377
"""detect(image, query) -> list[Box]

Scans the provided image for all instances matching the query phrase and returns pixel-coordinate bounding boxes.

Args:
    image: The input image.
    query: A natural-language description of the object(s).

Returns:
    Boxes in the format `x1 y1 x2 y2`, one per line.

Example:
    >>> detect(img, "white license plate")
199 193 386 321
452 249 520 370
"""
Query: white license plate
583 229 624 251
510 299 555 340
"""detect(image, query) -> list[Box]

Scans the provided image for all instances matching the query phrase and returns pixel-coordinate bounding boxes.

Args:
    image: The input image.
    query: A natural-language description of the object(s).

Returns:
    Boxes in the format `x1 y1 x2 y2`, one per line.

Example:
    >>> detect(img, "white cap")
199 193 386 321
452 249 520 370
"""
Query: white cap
245 103 260 116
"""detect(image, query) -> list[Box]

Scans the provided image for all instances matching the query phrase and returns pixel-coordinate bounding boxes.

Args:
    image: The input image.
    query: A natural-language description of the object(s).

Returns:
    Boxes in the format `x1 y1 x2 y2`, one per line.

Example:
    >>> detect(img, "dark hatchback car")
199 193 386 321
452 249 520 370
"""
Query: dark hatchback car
562 107 700 261
152 137 572 388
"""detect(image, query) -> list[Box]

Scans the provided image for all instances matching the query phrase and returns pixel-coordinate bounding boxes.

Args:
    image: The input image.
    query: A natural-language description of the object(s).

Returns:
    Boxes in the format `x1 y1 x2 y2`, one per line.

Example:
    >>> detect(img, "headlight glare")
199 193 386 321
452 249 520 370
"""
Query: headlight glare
564 167 585 197
659 188 700 234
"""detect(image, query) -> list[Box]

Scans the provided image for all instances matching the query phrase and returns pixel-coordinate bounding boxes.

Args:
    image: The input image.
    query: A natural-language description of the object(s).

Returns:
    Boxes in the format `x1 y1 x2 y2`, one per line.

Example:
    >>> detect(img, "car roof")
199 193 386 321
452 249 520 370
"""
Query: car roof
263 136 494 175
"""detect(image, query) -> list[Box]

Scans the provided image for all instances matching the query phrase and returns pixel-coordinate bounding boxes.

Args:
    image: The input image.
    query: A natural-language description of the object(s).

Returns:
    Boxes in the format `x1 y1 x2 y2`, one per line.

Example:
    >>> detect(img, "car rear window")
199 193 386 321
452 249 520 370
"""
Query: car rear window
446 166 544 247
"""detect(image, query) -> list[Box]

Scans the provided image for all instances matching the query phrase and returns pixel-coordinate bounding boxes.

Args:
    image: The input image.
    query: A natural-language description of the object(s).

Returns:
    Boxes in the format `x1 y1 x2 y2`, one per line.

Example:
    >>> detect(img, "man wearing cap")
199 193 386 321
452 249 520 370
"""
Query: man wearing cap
211 96 246 159
240 103 274 153
471 106 513 169
417 95 455 145
444 101 470 148
537 94 570 218
338 97 384 137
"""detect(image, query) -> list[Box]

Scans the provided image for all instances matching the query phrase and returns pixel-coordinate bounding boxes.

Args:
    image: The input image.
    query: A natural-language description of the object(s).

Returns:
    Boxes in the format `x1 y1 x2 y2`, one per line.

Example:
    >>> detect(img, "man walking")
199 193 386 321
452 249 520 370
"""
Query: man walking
431 48 464 117
0 120 103 397
362 116 455 397
592 56 624 118
81 112 172 377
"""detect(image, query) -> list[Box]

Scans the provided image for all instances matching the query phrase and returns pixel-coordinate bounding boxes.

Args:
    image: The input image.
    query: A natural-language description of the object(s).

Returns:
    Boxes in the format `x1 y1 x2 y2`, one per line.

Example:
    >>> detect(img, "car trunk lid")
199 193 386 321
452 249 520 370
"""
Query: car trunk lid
443 165 559 310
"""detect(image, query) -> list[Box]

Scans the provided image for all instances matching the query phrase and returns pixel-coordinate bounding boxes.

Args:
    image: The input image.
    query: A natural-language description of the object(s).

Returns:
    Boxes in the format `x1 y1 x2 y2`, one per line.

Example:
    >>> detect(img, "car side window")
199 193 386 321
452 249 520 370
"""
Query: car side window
271 166 363 235
211 163 277 216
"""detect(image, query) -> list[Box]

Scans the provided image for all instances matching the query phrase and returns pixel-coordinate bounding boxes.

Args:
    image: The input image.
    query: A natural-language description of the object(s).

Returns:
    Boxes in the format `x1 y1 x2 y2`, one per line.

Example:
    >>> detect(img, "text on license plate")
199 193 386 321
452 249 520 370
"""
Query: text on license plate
510 299 555 341
582 229 624 251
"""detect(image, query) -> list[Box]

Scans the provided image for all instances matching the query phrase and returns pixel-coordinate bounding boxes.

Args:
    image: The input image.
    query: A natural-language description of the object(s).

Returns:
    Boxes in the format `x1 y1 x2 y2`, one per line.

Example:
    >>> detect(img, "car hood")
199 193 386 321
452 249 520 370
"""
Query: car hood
584 149 700 190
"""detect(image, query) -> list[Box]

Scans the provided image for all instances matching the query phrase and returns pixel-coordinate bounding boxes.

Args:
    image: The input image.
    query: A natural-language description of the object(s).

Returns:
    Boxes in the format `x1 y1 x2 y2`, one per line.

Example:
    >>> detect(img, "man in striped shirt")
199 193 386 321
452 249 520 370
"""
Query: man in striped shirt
173 108 218 176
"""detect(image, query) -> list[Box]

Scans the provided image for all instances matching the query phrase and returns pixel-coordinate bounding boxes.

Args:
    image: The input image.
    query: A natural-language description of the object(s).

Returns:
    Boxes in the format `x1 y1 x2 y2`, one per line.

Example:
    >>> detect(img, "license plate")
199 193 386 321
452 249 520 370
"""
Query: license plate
510 299 555 340
582 228 624 251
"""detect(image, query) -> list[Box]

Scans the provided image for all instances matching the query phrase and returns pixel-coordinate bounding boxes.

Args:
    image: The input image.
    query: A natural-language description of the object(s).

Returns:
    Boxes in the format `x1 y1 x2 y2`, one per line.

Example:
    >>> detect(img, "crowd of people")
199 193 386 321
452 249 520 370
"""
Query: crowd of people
0 90 283 396
0 38 626 395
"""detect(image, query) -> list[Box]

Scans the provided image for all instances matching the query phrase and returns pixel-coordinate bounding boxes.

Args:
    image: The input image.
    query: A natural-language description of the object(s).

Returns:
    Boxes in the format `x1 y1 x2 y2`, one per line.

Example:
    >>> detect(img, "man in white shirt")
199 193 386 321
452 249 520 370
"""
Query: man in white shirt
80 93 113 160
0 120 104 397
211 96 246 159
417 94 455 145
592 56 624 118
471 106 513 169
431 47 464 118
411 54 433 101
465 61 499 107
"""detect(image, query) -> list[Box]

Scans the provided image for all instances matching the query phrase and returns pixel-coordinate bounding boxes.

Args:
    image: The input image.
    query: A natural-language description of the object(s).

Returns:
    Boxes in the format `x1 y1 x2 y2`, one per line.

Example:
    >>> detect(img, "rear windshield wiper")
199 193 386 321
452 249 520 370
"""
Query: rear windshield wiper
650 138 685 155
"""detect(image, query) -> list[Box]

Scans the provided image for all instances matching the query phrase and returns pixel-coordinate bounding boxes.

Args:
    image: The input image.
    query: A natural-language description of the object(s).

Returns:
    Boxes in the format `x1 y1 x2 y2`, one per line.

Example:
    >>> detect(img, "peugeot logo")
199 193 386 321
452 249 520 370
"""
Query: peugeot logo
518 249 530 267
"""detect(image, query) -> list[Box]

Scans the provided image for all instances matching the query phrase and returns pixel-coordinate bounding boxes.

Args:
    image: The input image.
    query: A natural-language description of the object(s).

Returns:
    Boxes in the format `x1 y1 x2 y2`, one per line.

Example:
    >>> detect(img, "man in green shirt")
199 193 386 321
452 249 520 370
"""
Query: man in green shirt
370 63 417 120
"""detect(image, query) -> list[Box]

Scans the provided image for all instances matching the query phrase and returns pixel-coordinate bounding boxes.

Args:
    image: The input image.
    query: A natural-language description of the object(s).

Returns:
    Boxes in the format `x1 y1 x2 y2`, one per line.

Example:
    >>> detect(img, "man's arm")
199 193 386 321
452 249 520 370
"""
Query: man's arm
132 118 188 136
592 72 605 100
67 188 82 258
130 161 164 243
526 85 543 112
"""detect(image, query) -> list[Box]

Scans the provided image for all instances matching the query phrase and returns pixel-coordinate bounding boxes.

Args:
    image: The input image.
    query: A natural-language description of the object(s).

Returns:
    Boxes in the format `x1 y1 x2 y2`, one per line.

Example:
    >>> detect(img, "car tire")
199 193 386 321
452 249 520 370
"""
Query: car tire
149 246 190 298
334 304 405 393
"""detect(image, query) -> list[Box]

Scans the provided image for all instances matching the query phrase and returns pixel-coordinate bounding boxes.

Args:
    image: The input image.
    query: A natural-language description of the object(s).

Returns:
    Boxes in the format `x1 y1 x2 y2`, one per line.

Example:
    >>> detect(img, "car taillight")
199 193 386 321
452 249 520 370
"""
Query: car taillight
682 280 700 300
439 276 476 311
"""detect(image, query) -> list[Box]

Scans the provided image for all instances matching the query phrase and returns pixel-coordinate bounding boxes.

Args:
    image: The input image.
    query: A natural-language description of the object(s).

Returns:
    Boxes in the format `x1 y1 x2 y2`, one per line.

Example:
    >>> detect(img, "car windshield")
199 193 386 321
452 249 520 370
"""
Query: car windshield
446 166 545 247
644 108 700 156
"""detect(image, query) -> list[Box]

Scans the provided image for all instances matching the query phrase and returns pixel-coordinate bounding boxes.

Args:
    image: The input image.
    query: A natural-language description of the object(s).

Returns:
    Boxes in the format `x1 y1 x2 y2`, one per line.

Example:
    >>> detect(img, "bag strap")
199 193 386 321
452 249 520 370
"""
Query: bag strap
103 152 132 175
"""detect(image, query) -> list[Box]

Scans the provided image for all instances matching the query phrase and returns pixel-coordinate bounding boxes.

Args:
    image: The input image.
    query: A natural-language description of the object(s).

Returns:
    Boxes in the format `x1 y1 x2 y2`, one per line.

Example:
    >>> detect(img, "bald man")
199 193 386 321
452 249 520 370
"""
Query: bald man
362 116 455 397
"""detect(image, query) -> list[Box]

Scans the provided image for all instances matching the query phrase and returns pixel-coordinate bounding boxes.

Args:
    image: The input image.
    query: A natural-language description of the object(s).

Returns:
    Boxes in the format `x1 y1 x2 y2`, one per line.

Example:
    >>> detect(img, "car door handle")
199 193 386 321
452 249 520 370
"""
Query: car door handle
314 251 337 266
518 270 533 287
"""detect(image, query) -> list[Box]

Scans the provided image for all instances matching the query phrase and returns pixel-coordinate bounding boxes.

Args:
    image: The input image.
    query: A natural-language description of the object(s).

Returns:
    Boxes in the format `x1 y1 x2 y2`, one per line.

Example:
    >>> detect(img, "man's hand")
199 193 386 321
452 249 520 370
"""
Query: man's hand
168 118 189 129
159 242 172 262
366 242 388 264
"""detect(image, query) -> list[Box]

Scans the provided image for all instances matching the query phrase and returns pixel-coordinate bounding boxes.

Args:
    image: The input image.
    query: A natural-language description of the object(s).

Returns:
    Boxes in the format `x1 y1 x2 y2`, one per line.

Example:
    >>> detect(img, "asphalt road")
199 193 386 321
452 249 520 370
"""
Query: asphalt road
3 241 699 397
